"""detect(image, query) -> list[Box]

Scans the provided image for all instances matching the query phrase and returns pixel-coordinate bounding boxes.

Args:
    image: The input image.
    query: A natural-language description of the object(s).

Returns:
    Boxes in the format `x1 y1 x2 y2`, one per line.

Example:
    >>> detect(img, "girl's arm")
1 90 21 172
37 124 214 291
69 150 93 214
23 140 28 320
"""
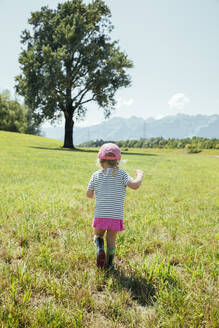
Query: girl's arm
86 189 96 198
127 169 144 190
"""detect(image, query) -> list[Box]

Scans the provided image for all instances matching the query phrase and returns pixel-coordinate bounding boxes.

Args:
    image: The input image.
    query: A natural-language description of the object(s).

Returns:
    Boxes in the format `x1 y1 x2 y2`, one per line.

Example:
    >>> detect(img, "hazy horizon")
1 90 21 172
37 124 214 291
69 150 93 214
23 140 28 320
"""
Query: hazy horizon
42 113 219 145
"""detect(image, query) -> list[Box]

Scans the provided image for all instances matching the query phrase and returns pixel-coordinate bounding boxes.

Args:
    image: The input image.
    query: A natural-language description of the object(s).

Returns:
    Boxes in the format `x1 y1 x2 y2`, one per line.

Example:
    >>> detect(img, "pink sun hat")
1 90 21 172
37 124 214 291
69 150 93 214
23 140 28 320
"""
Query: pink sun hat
98 143 121 160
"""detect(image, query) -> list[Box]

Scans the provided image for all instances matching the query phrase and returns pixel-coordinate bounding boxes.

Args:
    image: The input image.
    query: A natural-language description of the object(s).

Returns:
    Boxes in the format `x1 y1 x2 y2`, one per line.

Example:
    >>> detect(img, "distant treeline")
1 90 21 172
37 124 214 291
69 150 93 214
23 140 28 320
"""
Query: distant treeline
79 137 219 150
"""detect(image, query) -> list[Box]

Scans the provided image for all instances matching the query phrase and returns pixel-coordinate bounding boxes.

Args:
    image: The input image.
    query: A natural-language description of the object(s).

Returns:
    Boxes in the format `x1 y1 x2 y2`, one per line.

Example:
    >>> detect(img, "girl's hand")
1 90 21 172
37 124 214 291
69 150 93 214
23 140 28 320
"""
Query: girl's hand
128 170 144 190
134 169 144 177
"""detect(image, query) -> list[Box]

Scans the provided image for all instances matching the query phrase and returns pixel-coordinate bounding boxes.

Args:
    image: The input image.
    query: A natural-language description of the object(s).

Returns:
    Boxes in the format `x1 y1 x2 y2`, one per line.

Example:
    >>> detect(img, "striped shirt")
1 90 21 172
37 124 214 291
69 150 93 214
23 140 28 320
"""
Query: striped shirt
88 168 133 220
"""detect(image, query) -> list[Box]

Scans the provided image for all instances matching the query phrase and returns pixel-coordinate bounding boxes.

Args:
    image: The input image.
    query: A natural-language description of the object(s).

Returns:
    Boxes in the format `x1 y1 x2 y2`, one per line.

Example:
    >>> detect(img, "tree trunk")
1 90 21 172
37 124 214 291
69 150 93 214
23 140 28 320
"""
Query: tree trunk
63 112 75 149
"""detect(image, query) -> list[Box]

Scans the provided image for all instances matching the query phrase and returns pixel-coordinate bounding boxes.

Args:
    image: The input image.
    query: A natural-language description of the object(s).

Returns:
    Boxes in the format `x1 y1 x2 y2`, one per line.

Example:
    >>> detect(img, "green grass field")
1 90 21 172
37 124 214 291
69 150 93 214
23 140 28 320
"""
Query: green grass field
0 131 218 328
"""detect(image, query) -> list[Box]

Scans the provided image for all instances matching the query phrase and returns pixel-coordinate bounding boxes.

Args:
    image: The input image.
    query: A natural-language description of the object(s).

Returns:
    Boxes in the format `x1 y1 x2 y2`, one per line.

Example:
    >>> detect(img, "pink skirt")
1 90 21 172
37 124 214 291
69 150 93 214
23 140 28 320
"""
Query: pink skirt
92 217 125 231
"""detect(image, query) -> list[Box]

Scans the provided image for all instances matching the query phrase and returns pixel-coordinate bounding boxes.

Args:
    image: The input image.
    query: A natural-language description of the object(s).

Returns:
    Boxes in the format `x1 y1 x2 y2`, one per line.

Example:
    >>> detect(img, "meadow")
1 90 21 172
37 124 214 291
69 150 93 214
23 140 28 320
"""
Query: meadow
0 131 218 328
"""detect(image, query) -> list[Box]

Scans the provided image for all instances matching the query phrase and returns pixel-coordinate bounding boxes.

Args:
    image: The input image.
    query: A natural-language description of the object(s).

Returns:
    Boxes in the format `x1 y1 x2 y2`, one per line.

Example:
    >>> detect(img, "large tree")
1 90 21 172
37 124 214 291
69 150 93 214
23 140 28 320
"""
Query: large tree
15 0 132 148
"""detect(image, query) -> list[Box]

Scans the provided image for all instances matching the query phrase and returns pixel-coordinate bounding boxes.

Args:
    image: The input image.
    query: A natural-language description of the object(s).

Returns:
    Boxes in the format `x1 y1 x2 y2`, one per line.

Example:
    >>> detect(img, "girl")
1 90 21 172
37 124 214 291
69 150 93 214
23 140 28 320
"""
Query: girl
86 143 144 269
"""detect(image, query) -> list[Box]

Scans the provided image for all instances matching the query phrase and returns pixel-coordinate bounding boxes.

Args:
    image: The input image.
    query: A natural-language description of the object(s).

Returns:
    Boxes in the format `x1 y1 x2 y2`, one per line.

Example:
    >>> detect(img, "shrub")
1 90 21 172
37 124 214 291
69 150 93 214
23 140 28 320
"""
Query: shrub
185 144 202 154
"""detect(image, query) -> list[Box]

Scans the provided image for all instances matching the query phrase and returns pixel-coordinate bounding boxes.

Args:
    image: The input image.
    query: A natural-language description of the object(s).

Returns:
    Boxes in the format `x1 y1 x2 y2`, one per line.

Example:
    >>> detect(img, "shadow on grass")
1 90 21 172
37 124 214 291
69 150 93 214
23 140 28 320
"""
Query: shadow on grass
106 266 156 306
28 146 157 157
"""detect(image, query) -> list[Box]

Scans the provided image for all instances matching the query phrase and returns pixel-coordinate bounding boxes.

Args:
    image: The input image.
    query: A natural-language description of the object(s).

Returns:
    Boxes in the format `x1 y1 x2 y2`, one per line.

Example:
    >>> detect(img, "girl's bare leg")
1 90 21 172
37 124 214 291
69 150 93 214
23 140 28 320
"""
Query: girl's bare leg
106 230 117 249
94 228 105 238
106 230 117 267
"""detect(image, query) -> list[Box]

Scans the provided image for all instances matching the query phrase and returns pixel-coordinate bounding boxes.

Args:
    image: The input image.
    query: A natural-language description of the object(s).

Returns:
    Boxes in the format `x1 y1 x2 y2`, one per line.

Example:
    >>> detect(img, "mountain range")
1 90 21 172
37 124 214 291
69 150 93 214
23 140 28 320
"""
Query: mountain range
42 114 219 145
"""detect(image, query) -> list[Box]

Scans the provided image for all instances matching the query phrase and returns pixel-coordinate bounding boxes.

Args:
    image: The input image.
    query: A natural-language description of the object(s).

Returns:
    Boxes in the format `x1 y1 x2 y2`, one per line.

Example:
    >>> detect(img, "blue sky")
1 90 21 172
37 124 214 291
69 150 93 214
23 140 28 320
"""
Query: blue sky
0 0 219 127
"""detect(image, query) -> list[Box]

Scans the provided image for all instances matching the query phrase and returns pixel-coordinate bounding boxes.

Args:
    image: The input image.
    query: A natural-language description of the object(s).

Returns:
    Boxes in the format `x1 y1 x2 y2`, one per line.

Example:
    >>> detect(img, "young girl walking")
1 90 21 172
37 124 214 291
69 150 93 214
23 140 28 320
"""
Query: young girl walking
87 143 144 269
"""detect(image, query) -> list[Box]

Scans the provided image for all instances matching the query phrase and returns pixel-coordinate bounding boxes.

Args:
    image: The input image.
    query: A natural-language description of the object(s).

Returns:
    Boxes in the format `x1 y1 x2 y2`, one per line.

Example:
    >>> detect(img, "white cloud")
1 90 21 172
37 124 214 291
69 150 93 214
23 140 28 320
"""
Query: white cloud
168 93 190 111
154 114 170 120
116 97 134 109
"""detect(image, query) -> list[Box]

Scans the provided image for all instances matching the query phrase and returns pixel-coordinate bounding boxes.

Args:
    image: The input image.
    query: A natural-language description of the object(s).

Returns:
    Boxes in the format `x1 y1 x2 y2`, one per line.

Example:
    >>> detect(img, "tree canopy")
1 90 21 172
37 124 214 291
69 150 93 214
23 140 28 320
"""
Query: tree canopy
0 90 40 135
0 91 27 133
15 0 133 148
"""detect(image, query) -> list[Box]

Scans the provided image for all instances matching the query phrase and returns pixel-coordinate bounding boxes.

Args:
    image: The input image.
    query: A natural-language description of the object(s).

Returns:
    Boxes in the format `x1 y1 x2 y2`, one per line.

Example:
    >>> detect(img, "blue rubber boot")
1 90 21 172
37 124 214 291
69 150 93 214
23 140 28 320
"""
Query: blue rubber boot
95 237 106 269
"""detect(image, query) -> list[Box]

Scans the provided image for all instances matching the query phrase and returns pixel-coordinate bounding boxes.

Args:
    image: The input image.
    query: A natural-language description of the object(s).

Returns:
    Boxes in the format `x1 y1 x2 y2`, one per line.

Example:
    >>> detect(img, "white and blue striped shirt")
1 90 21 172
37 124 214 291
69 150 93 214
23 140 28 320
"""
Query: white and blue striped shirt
88 168 133 220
